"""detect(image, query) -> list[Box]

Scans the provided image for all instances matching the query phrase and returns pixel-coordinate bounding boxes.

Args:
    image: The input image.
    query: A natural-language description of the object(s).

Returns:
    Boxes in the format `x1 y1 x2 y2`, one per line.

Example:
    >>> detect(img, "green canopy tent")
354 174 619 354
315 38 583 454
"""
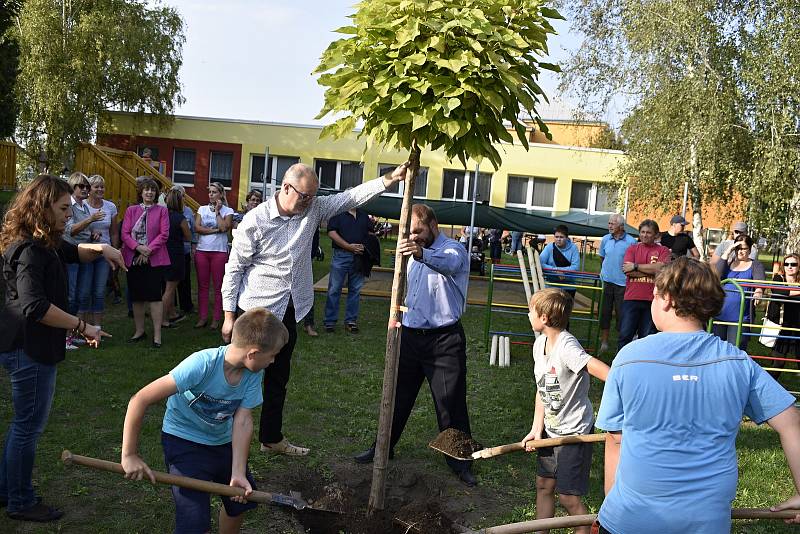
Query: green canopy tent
319 189 638 238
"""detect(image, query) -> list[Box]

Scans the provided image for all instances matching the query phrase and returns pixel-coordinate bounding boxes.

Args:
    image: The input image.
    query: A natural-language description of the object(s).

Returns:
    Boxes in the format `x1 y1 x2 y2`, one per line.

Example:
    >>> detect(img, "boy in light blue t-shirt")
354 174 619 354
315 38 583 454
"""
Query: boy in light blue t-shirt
596 257 800 534
121 309 289 534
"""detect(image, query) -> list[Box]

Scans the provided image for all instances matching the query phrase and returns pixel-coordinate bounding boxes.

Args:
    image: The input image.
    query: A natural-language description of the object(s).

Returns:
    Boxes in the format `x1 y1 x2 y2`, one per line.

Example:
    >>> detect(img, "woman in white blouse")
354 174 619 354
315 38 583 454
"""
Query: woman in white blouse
194 182 234 330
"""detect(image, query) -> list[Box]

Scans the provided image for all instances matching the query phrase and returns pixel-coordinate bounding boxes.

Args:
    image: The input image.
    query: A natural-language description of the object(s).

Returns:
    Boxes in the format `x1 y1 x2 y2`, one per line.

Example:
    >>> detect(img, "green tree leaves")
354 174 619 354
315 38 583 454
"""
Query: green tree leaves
11 0 185 170
314 0 561 170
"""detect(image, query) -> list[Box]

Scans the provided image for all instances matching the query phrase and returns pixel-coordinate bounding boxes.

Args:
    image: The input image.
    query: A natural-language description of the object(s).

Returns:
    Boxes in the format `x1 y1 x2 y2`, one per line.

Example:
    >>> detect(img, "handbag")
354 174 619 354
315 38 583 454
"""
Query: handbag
759 298 784 348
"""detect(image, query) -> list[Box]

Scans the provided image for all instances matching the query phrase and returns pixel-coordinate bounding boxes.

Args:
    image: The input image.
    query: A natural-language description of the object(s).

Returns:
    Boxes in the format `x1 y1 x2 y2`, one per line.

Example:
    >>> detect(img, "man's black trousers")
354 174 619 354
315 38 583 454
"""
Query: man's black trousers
389 322 472 472
258 300 298 444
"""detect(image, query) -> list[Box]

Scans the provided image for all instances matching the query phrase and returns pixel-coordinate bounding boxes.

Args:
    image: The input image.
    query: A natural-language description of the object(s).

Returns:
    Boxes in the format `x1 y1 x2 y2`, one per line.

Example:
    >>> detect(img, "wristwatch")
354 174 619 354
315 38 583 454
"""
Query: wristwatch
633 263 638 271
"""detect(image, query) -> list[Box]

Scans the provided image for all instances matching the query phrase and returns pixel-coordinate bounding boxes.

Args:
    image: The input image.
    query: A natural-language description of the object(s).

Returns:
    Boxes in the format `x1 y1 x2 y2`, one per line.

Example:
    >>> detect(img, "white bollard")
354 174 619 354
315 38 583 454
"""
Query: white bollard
504 336 512 367
490 335 498 366
498 336 505 367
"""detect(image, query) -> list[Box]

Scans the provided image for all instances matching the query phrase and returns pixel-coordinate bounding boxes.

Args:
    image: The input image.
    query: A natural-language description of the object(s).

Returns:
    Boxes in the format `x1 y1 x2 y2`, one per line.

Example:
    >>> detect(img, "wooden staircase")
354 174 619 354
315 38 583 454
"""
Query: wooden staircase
0 140 18 191
74 143 200 212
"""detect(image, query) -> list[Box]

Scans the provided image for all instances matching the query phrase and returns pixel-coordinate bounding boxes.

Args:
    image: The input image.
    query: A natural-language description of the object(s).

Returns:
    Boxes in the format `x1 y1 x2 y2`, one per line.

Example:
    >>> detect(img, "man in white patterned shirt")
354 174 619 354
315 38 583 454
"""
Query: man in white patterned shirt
221 162 408 456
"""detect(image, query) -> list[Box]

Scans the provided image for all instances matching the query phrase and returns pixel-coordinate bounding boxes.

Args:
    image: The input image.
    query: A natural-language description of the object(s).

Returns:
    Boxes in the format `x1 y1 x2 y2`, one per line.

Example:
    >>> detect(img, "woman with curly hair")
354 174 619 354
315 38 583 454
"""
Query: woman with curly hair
0 175 124 522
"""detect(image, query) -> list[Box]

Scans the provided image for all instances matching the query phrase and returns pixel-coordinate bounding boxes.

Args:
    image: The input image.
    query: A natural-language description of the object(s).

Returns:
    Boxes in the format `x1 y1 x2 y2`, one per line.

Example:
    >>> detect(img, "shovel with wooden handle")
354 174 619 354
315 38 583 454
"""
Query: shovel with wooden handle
428 429 606 461
61 450 340 514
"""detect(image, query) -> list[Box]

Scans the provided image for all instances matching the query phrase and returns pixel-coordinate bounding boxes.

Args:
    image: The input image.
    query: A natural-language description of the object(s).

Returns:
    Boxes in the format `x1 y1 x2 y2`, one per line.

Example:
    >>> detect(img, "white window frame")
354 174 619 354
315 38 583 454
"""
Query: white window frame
248 154 300 193
505 175 556 211
378 164 428 199
570 181 616 214
172 148 196 186
441 169 492 202
314 159 363 190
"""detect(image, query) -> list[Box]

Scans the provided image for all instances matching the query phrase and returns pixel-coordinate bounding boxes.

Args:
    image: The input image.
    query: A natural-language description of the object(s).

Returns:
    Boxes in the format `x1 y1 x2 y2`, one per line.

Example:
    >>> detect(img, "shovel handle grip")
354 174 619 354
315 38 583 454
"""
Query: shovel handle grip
61 450 275 505
472 433 607 459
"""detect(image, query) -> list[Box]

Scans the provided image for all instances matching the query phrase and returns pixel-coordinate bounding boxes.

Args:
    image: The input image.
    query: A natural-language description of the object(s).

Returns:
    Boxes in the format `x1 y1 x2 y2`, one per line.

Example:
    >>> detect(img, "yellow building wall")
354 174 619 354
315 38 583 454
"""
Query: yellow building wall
104 113 626 211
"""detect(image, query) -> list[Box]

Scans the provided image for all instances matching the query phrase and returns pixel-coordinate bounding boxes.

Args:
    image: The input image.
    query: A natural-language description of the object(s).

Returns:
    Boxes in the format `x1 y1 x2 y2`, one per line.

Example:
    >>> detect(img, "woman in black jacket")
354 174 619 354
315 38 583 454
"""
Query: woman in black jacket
0 175 124 522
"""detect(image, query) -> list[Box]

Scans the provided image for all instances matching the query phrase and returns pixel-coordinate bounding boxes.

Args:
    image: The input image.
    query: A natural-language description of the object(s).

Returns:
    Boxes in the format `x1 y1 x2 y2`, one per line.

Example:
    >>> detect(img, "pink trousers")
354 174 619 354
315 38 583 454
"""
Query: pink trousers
195 250 228 322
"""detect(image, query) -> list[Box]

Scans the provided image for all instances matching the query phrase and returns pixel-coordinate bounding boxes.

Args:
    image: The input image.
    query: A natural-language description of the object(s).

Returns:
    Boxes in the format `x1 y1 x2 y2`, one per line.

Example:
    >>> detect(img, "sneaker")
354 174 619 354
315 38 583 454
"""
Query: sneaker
260 438 310 456
6 501 64 522
345 323 359 334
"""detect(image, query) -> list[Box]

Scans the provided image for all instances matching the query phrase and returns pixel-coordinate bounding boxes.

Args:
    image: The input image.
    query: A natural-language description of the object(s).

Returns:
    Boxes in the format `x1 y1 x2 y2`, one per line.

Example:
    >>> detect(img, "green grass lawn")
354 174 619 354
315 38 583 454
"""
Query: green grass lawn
1 236 798 533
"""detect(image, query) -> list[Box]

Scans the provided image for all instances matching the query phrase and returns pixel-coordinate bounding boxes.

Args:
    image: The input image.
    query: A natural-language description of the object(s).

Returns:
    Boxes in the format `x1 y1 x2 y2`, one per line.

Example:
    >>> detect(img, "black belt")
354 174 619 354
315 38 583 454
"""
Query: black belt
403 321 461 336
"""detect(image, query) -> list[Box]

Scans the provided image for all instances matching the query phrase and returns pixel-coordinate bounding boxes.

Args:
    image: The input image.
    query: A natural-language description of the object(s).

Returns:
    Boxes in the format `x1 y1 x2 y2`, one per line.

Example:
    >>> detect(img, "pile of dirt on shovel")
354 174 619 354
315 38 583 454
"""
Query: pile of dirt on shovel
428 428 483 459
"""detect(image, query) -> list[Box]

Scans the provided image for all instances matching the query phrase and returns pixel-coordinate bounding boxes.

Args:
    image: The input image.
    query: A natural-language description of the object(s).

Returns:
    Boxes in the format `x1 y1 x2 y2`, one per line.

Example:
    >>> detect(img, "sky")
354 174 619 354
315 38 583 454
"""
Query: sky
162 0 604 126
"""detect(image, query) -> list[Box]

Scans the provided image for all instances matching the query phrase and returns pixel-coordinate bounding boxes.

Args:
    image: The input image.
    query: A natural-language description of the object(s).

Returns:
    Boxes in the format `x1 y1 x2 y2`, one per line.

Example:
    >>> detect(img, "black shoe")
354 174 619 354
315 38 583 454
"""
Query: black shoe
7 502 64 522
127 333 147 343
324 325 335 333
454 468 477 487
345 323 359 334
353 446 394 464
152 341 162 349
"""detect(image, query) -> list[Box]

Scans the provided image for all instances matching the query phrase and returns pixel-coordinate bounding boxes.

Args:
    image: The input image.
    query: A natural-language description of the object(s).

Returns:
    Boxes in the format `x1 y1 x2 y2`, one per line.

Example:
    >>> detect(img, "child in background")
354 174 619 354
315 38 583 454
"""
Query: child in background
521 288 610 534
121 309 288 534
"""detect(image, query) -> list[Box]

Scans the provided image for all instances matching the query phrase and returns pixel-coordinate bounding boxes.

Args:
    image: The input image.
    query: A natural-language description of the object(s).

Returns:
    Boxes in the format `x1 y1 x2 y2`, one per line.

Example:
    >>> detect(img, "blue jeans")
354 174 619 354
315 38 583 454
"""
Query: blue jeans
0 349 58 513
86 256 111 314
66 261 92 315
324 249 365 326
617 300 657 351
511 231 522 254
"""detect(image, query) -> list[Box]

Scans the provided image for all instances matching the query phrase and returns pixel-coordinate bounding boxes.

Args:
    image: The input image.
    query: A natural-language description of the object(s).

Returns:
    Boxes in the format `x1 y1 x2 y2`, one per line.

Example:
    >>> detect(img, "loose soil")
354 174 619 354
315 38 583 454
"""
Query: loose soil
428 428 484 460
249 458 502 534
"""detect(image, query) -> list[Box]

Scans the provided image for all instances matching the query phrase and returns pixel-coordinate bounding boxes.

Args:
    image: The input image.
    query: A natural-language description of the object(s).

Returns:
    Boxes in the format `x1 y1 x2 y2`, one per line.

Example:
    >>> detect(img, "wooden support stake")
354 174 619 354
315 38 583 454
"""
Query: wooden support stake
368 143 420 514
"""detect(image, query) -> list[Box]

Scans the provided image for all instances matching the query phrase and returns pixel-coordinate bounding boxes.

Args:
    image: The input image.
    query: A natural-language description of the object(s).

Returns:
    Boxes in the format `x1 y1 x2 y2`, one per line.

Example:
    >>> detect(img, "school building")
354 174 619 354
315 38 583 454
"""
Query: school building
97 111 736 237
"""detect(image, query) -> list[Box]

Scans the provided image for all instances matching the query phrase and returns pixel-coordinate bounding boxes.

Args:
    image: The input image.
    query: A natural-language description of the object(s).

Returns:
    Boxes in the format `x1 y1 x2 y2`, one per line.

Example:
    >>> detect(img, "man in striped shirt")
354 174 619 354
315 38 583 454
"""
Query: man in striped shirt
221 162 408 456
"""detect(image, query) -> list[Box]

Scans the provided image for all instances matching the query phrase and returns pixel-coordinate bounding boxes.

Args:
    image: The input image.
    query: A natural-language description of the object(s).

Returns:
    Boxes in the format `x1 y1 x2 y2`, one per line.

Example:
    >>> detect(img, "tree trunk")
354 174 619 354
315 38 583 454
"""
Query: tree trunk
368 141 421 514
688 142 707 260
786 188 800 255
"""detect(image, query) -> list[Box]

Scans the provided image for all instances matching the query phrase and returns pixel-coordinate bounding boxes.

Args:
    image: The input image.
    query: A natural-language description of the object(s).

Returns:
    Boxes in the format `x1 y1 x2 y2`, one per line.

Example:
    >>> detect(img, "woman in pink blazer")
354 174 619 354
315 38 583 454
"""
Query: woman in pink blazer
121 177 170 348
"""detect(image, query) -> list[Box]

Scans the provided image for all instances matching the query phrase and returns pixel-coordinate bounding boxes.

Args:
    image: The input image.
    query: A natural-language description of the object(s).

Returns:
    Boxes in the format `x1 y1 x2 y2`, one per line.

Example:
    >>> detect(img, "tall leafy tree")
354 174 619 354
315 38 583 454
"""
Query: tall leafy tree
737 0 800 254
0 0 23 137
12 0 185 170
559 0 752 257
315 0 560 510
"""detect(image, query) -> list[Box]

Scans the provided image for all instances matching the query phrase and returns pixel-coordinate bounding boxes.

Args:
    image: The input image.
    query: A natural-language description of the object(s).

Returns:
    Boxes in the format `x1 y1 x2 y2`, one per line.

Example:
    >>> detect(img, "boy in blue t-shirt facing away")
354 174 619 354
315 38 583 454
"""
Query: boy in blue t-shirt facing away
596 257 800 534
121 309 289 534
521 288 610 534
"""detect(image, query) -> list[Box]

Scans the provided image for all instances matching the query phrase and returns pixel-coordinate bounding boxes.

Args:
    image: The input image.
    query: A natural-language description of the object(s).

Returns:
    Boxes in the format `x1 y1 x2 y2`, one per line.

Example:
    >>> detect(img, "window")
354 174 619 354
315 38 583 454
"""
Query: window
249 154 301 190
210 151 234 189
442 169 493 201
379 163 428 198
506 175 556 209
594 186 618 213
314 159 363 190
172 149 196 186
570 181 592 211
570 181 617 214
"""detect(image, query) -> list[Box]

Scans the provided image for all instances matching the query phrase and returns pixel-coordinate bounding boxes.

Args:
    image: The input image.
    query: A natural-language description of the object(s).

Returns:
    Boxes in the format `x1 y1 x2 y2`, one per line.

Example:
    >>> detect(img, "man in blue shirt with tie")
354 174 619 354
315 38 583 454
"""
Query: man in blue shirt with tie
354 204 477 486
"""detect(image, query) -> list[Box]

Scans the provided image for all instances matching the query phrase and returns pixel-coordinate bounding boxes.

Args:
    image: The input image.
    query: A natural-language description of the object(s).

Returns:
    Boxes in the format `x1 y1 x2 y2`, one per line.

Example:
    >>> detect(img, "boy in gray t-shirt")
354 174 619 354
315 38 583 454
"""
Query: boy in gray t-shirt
521 288 610 534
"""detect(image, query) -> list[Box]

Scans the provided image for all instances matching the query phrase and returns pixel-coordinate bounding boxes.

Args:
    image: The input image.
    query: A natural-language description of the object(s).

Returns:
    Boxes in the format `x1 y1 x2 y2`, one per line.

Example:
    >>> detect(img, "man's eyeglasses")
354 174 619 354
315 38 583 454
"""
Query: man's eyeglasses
785 262 799 267
286 183 313 201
